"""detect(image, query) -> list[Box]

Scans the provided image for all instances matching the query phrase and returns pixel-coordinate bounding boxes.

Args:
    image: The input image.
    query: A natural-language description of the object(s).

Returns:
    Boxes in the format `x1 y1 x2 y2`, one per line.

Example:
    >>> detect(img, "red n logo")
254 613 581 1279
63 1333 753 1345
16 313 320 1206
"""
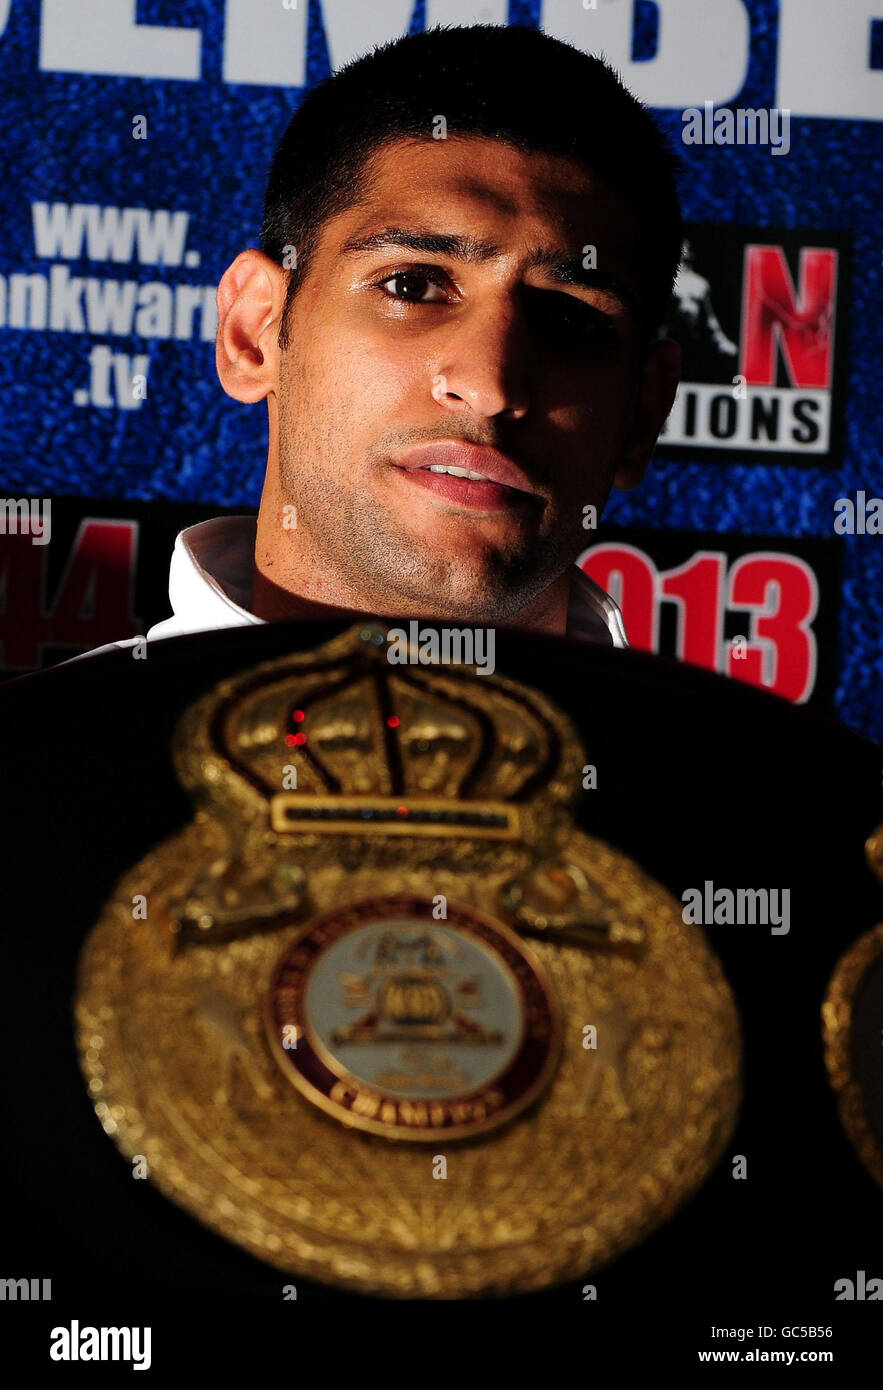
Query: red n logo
740 246 837 389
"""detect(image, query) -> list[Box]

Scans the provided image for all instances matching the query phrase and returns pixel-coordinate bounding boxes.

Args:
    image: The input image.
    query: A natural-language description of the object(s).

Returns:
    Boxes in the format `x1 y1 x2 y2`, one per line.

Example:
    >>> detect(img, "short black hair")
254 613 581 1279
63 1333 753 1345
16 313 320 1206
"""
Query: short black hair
261 24 682 348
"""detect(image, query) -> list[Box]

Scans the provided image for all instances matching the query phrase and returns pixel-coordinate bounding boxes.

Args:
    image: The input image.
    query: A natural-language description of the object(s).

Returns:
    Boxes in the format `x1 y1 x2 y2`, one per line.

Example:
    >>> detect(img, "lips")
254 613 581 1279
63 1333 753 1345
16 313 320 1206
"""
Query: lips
391 442 539 512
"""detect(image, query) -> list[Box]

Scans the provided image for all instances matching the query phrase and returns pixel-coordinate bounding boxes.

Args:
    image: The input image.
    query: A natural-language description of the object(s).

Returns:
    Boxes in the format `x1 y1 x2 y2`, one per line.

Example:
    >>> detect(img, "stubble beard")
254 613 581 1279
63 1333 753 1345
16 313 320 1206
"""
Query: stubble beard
279 443 582 623
276 374 581 622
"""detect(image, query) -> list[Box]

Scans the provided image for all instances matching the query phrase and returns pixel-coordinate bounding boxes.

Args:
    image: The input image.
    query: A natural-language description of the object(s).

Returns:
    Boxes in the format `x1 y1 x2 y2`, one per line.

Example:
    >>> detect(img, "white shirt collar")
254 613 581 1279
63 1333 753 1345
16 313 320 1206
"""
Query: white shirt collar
147 516 628 649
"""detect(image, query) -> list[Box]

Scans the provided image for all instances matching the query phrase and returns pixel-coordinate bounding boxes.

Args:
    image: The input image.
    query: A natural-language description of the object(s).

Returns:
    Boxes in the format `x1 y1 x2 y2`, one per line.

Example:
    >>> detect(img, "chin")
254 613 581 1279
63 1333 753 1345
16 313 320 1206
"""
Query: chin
404 567 536 624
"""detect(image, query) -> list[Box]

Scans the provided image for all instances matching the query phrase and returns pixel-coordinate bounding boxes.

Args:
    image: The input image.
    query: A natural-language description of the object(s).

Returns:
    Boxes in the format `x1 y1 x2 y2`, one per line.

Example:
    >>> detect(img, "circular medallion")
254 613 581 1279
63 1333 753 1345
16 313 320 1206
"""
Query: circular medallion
76 830 741 1297
266 895 561 1140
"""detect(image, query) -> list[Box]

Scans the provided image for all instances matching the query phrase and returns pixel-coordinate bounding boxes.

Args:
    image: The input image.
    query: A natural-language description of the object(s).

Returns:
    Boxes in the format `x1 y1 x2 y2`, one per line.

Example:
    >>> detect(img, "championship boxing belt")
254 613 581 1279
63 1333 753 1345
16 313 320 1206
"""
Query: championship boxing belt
75 622 741 1297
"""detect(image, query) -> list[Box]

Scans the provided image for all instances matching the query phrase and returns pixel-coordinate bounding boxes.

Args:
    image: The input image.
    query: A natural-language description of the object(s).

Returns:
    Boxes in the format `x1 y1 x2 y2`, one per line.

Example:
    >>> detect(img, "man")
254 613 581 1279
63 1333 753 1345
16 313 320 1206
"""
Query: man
141 23 682 651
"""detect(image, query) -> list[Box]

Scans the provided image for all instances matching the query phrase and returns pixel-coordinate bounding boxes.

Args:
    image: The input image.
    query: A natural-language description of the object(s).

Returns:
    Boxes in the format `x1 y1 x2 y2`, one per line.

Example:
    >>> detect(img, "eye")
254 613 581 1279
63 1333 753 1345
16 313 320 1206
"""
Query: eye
375 269 453 304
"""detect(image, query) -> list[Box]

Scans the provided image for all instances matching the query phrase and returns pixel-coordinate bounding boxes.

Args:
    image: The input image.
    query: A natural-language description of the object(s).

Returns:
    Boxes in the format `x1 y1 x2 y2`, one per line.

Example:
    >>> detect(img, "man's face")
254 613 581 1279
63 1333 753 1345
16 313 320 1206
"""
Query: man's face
272 135 655 621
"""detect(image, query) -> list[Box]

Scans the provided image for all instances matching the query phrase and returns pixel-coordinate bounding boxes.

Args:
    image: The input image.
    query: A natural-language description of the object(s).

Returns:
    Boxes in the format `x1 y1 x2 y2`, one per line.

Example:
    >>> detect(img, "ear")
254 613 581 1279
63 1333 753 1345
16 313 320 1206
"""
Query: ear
216 249 287 404
613 337 682 490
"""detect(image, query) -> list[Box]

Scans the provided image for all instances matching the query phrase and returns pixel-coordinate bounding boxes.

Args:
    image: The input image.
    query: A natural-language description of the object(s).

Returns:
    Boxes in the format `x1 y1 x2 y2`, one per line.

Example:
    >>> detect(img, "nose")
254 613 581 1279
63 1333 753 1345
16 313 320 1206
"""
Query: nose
430 298 532 420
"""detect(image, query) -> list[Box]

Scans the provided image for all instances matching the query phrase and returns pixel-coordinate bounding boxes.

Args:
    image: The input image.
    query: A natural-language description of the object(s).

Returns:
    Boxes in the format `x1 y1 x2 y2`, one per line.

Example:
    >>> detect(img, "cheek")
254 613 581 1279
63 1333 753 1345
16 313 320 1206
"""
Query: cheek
551 383 630 462
306 314 420 416
544 343 634 415
544 385 632 509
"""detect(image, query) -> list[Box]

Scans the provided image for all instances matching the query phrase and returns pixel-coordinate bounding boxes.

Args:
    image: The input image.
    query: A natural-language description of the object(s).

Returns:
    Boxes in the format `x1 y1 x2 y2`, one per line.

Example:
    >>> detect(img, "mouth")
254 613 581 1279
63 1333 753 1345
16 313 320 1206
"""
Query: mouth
390 442 540 513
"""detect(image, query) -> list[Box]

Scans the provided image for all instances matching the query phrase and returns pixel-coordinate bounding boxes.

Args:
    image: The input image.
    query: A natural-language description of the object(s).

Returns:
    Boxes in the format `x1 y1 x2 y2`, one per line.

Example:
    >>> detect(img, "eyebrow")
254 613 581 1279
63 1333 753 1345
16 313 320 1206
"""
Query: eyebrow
339 226 640 315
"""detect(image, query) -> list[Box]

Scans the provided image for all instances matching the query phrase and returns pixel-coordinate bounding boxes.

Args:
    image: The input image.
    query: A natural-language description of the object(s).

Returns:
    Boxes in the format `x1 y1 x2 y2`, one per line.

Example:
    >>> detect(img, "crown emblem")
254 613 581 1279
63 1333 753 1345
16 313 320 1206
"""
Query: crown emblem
165 623 638 953
176 622 580 833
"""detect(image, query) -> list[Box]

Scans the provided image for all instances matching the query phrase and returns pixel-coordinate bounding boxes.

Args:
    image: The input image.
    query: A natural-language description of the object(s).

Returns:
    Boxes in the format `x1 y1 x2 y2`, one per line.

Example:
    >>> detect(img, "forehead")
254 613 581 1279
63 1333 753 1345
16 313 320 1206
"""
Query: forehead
327 135 637 261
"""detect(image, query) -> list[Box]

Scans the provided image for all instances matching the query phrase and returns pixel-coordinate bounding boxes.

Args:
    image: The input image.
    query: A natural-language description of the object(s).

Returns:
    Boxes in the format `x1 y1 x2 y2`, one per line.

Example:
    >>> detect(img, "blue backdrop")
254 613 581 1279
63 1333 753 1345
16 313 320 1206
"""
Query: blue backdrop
1 1 881 736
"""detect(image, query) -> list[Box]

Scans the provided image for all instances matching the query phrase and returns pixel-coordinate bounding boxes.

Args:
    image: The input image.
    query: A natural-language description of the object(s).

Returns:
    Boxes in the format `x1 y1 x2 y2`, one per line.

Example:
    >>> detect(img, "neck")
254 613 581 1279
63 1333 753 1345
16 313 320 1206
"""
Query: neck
250 566 366 623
